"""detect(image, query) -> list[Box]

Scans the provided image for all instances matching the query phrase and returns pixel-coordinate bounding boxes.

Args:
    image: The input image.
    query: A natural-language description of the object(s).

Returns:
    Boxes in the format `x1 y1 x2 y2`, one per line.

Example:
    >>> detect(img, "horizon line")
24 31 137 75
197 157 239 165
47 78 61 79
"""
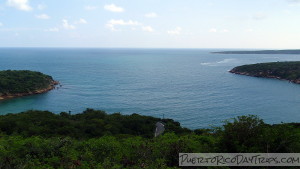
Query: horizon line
0 47 298 50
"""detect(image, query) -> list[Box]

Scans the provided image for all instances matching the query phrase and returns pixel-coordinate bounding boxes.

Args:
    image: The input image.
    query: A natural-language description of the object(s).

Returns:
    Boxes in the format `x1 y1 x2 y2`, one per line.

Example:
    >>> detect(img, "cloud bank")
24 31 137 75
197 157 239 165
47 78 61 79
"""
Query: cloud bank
167 27 182 35
7 0 32 11
104 4 124 12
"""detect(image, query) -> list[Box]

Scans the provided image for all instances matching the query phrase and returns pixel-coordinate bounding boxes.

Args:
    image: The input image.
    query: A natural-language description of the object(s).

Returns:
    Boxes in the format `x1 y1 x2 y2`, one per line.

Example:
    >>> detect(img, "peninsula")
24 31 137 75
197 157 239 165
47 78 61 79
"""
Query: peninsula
229 61 300 84
0 70 58 100
213 49 300 54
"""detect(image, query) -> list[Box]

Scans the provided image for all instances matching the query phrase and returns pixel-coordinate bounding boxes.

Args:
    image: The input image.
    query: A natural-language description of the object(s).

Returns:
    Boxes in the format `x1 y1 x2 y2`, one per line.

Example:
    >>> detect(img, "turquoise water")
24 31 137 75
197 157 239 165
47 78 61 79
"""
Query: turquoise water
1 48 300 129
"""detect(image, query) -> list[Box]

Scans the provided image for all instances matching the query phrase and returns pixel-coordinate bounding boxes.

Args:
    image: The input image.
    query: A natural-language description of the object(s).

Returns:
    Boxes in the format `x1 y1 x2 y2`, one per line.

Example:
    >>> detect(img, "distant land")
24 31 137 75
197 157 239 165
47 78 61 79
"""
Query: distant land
0 70 58 100
230 61 300 84
213 49 300 54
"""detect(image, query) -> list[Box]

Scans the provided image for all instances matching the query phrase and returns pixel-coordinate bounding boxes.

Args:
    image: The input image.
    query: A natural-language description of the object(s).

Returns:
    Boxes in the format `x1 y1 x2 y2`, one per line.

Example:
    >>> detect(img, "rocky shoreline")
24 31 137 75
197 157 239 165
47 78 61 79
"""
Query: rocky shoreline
229 69 300 84
0 80 59 100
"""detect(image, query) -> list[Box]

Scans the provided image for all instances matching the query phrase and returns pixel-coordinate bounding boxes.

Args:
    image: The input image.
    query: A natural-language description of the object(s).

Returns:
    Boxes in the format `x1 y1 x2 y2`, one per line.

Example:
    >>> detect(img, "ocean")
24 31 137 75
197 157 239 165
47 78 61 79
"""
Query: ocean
0 48 300 129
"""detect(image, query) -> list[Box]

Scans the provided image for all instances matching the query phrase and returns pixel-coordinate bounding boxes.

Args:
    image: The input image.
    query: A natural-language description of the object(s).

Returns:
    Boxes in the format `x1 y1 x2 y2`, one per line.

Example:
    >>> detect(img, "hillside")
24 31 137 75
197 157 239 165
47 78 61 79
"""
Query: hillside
0 70 58 100
0 108 190 138
0 109 299 168
230 61 300 84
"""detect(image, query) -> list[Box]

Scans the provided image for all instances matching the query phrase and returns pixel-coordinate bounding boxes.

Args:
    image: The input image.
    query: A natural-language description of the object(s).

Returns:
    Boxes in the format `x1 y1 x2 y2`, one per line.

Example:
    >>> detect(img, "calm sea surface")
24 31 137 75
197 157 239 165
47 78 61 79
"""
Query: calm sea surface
1 48 300 129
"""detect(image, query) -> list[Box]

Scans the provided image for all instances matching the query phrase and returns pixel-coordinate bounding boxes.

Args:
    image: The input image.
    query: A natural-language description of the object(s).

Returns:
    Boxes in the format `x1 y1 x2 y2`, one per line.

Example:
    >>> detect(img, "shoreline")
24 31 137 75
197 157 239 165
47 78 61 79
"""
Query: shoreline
212 49 300 55
229 69 300 84
0 80 59 101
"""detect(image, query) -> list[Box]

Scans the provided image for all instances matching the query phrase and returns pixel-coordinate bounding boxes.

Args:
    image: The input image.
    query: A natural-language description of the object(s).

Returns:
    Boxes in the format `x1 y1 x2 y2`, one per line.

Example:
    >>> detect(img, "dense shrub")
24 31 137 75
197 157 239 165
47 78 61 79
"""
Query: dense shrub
0 110 299 168
0 109 191 139
230 61 300 81
0 70 54 95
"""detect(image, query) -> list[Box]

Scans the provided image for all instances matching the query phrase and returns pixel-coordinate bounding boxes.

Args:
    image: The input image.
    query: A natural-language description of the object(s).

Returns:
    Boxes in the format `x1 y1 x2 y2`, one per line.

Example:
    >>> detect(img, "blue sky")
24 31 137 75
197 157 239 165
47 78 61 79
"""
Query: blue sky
1 0 300 48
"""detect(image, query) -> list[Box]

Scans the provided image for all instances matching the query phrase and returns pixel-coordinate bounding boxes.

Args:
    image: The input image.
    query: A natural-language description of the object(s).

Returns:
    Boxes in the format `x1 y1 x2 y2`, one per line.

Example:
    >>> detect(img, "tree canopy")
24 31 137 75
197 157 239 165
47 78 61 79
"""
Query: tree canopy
230 61 300 82
0 109 300 168
0 108 190 139
0 70 55 95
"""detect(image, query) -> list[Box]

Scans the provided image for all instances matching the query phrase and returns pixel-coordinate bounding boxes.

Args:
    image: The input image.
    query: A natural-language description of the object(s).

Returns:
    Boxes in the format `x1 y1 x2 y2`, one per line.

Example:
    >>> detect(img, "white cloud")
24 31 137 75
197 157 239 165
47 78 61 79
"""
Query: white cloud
245 28 254 32
7 0 32 11
253 12 267 20
221 29 229 33
37 4 45 10
145 12 158 18
84 5 97 10
106 19 154 32
104 4 124 12
36 14 50 19
75 18 87 24
209 28 217 33
167 27 182 35
142 26 154 32
209 28 229 33
108 19 140 26
62 19 75 30
106 19 140 31
45 27 59 32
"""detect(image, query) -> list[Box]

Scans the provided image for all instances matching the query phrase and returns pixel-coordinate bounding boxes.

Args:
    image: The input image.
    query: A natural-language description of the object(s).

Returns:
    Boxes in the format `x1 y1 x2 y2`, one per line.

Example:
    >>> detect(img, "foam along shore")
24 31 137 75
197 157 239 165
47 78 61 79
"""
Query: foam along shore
229 61 300 84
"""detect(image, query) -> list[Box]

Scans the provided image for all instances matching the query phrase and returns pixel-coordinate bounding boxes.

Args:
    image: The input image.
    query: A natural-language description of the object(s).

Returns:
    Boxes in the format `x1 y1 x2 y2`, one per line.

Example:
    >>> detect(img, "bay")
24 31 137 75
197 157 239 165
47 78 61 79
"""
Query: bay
0 48 300 129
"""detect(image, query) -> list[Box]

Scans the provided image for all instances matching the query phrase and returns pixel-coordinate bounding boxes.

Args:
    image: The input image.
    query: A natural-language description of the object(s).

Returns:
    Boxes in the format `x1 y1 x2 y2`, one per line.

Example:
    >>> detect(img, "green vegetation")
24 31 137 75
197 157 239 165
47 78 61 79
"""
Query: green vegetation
0 108 190 139
230 61 300 83
0 109 300 168
0 70 56 97
213 49 300 54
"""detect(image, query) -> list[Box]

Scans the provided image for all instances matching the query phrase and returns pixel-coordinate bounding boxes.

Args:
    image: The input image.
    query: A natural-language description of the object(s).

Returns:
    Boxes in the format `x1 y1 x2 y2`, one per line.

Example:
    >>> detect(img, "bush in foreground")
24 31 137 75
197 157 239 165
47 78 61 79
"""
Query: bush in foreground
0 109 300 168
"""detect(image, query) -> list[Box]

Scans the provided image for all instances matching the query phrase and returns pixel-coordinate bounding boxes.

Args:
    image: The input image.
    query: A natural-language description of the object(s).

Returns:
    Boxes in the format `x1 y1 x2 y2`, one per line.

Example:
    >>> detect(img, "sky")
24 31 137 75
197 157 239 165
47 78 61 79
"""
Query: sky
1 0 300 48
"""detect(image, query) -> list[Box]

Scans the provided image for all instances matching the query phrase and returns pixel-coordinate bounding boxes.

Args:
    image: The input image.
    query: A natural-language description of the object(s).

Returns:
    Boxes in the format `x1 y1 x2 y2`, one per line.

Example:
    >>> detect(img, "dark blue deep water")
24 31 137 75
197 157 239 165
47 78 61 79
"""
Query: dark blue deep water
1 48 300 129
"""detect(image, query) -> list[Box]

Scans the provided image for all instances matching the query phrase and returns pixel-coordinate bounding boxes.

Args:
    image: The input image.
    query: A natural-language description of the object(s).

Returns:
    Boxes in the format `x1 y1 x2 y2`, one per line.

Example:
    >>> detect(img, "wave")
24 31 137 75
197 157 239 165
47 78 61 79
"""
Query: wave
201 58 236 66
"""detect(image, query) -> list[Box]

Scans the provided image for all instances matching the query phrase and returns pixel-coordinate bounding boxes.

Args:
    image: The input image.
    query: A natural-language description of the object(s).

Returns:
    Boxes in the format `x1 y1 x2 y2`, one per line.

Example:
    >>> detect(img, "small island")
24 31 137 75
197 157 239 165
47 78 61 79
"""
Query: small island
229 61 300 84
213 49 300 54
0 70 59 100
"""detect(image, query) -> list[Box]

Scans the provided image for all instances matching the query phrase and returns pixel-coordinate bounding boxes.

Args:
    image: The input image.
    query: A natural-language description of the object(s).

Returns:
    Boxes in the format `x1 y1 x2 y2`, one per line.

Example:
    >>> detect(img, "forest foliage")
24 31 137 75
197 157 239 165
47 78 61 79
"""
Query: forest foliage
0 108 190 139
230 61 300 81
0 70 54 95
0 109 300 168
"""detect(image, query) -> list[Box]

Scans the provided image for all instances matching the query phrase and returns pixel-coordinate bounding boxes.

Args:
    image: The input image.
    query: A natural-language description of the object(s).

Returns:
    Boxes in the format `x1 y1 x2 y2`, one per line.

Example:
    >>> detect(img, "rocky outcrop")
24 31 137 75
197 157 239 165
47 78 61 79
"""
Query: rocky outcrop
0 80 59 100
229 68 300 84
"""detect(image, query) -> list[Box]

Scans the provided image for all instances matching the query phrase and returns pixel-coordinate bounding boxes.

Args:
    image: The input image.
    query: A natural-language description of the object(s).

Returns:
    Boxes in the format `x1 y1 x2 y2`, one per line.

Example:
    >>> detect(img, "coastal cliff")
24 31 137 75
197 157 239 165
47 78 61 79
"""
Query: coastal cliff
229 61 300 84
0 70 59 100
